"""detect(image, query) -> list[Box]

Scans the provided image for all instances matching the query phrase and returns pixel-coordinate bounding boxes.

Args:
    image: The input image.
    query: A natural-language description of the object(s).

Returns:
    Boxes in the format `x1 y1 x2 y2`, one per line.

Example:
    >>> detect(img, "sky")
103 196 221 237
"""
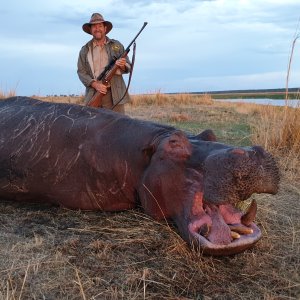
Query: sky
0 0 299 96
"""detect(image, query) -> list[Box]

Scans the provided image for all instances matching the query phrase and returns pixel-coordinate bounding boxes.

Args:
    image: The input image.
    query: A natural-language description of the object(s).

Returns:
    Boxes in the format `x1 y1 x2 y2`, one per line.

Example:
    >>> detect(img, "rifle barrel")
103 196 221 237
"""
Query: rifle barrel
126 22 148 51
96 22 147 82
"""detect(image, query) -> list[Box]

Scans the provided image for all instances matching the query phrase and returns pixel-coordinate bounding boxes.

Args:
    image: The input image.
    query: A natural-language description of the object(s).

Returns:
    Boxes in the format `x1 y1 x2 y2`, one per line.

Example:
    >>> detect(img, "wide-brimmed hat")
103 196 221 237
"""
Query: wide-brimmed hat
82 13 113 35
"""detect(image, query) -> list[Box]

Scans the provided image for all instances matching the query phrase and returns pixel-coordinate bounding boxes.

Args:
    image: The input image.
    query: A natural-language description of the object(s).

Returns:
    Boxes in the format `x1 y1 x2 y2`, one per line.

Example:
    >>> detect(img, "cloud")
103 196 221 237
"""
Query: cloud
0 0 299 95
185 71 288 91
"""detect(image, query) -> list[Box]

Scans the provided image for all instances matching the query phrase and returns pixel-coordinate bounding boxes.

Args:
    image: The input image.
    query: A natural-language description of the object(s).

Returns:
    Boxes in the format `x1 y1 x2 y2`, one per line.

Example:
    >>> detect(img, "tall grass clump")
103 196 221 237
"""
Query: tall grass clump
285 23 299 101
130 91 213 106
253 25 300 181
0 88 16 99
251 102 300 181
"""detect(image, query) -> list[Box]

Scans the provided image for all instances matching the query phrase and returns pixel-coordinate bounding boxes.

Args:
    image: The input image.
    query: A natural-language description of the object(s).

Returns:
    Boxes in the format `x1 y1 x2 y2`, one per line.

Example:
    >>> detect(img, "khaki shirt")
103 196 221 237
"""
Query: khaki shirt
77 37 131 105
92 40 109 79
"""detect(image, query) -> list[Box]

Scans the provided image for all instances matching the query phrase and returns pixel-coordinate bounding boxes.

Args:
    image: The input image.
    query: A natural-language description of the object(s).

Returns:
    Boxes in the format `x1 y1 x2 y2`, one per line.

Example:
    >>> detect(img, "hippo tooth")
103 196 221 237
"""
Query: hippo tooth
241 199 257 226
228 225 254 235
230 231 241 239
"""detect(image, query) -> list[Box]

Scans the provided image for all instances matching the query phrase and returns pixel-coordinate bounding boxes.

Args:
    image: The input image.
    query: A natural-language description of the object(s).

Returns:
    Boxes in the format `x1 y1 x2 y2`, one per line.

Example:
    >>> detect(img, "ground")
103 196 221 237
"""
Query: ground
0 100 299 299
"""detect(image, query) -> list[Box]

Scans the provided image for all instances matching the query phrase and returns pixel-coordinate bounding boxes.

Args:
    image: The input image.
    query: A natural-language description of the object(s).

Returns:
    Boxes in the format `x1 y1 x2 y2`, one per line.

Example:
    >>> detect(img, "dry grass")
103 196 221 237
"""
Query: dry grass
0 186 300 299
250 100 300 181
0 94 299 299
130 92 213 107
0 187 299 299
210 98 300 182
0 89 16 99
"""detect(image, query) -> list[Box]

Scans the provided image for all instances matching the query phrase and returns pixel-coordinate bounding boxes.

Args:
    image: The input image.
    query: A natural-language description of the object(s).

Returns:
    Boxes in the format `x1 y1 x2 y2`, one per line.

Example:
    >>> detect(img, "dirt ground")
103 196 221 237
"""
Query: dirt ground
0 101 299 299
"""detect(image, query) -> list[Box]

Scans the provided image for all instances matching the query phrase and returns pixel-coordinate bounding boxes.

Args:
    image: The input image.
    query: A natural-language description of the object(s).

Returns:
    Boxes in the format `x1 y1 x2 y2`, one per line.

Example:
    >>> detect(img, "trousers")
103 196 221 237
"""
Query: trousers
101 90 125 114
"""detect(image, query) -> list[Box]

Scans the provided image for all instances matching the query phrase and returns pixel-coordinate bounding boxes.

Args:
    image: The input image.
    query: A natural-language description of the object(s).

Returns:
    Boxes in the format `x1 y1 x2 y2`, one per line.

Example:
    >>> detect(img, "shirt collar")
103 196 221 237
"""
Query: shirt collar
93 37 109 48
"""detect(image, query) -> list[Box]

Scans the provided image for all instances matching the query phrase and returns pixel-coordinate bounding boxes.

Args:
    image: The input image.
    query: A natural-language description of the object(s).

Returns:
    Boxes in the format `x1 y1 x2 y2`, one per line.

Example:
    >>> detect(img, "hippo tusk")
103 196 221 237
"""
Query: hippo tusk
241 199 257 226
230 231 240 239
228 225 254 235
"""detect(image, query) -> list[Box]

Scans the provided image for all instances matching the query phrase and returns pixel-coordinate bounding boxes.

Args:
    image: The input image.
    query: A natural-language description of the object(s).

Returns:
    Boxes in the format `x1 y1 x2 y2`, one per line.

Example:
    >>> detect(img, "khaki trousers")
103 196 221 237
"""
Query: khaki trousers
101 90 125 114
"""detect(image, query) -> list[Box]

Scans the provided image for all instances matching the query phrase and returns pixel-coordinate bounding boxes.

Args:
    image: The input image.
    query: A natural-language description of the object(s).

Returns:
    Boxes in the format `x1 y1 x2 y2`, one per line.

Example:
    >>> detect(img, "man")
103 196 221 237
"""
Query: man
77 13 131 113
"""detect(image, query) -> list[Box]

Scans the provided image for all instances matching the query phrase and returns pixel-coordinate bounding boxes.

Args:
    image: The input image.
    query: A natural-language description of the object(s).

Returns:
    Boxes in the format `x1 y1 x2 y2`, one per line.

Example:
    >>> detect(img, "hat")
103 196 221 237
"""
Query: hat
82 13 113 35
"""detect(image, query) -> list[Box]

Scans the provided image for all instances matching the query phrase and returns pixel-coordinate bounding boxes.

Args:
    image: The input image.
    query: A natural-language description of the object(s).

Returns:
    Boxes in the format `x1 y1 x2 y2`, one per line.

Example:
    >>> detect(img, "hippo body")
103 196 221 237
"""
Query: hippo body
0 97 279 255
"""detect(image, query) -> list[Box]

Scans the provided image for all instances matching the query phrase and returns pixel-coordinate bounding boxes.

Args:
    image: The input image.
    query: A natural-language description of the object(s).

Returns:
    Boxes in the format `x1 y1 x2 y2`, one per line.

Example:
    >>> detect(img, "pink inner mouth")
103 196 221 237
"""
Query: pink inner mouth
188 192 260 252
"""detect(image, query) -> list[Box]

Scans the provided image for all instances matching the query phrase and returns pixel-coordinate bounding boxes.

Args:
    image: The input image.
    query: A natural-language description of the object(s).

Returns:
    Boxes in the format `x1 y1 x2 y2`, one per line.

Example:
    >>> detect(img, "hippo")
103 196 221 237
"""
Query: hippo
0 97 279 255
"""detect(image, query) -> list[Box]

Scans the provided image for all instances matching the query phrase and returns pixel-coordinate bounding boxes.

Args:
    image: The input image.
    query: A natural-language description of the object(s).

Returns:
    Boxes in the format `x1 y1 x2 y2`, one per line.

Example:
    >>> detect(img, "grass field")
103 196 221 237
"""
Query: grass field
0 94 299 299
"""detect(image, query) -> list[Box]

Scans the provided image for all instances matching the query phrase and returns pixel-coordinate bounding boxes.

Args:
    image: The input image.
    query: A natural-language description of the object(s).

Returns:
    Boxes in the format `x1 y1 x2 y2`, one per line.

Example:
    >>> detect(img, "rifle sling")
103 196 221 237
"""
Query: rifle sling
111 42 136 110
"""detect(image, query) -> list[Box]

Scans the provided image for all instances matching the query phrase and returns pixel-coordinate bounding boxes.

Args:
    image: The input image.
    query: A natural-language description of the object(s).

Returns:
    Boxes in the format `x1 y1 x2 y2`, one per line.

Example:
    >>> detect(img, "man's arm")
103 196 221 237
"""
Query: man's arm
77 49 95 88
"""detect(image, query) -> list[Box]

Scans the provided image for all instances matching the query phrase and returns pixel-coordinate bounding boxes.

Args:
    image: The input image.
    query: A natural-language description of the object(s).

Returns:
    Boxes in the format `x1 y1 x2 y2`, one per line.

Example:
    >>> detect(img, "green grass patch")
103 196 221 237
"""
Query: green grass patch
152 112 251 146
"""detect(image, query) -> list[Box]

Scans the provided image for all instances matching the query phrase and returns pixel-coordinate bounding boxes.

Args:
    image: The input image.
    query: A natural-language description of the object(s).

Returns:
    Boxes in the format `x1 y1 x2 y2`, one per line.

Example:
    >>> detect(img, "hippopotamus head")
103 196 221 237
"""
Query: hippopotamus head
138 130 280 256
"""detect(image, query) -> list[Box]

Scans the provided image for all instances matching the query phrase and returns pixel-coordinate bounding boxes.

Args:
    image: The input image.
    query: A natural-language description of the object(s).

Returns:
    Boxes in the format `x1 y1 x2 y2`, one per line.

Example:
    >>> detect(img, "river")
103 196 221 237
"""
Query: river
215 98 300 107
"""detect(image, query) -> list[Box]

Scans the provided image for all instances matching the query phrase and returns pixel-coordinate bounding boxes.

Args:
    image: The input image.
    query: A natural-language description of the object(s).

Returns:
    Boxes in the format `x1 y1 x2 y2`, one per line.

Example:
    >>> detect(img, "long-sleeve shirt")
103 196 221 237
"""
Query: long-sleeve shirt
77 37 131 105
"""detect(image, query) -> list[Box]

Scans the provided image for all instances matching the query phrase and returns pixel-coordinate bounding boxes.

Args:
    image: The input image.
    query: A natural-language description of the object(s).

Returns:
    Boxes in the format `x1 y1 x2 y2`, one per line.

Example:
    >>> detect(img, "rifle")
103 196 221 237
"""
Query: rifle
87 22 148 108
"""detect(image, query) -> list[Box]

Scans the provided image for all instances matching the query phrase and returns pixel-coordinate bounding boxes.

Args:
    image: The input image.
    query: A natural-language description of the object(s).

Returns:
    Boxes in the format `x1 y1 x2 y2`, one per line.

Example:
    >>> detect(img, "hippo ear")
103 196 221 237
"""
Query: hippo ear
162 132 192 160
195 129 217 141
142 144 156 159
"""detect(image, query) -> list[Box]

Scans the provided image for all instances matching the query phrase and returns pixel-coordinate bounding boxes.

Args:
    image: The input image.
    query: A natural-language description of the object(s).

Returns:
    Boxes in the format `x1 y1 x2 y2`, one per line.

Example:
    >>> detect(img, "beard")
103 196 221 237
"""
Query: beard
94 31 104 40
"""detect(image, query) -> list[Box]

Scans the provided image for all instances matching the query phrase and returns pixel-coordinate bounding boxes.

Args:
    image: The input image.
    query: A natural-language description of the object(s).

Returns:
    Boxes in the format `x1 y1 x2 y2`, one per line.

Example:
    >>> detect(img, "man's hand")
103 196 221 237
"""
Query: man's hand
91 81 108 94
115 58 126 71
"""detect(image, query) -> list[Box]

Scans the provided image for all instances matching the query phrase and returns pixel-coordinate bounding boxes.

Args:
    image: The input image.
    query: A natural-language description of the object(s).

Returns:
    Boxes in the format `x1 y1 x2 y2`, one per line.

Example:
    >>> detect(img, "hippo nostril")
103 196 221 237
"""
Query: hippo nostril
230 148 246 155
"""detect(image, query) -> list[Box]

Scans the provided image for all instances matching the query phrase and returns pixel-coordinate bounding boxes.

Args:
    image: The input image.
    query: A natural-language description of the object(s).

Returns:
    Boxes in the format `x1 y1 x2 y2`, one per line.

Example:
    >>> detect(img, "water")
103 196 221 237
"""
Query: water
215 98 300 107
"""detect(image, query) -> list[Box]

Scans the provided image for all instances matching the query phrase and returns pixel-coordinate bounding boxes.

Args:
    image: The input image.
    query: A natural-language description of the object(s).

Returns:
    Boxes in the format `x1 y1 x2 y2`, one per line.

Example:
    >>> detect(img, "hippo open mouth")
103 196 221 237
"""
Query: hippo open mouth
188 191 260 255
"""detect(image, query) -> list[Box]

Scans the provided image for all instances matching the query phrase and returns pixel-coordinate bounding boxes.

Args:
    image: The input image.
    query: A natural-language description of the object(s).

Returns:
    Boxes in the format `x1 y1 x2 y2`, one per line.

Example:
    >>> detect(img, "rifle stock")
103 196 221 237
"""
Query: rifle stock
88 91 104 108
87 22 147 108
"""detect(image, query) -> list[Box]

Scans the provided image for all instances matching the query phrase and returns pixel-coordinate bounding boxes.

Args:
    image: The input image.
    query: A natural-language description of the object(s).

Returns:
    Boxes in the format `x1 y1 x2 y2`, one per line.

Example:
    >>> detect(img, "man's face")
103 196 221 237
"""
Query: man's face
90 23 107 41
